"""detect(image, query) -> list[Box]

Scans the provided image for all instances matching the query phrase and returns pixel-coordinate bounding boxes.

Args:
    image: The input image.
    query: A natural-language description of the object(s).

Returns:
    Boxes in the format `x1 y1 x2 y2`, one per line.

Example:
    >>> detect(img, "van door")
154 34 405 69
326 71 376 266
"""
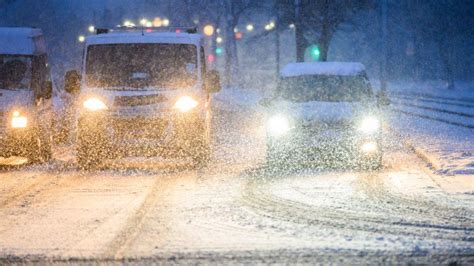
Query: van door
32 54 53 139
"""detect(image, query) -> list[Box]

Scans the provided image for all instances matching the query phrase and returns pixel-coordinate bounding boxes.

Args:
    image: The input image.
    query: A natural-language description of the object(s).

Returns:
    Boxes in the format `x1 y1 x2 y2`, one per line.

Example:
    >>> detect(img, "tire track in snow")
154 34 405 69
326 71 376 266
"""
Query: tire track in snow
0 170 86 210
391 95 474 109
0 173 53 209
0 171 87 217
103 169 198 259
392 101 474 118
241 170 474 243
391 109 474 129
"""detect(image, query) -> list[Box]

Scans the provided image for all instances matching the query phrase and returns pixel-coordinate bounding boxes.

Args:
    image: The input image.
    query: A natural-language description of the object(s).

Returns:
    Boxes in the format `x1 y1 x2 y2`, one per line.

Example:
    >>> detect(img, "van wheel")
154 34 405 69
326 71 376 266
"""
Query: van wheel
28 133 52 164
266 143 286 168
77 142 102 170
191 140 210 169
360 153 383 170
76 134 106 170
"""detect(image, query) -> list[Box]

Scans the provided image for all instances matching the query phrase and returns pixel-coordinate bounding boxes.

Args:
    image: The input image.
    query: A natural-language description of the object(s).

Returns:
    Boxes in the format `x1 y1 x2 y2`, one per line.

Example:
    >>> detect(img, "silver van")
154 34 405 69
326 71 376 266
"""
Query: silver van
0 27 56 162
66 28 221 169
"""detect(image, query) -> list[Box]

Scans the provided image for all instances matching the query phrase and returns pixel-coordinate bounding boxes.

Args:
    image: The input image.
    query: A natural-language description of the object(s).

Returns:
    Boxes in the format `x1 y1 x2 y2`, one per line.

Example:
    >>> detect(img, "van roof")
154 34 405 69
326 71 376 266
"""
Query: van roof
281 62 366 77
0 27 46 55
86 31 204 46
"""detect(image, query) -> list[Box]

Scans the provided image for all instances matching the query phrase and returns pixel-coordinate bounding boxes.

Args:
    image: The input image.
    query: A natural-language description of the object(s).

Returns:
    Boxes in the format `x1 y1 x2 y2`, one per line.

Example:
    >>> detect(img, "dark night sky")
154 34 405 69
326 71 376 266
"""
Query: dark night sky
1 0 473 88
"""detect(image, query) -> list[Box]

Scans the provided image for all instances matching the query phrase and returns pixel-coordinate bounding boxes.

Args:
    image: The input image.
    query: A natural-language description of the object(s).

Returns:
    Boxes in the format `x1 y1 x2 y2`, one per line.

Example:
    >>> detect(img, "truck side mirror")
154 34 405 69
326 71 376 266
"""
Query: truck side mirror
65 70 81 94
206 70 221 93
43 81 53 99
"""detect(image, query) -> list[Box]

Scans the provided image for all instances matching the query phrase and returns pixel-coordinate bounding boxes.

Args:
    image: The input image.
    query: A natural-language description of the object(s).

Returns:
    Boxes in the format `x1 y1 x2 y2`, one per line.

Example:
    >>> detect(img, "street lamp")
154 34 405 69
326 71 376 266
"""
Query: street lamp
162 18 170 27
152 17 162 27
246 24 254 32
123 20 135 27
203 25 215 36
88 25 95 33
78 35 85 43
216 36 223 44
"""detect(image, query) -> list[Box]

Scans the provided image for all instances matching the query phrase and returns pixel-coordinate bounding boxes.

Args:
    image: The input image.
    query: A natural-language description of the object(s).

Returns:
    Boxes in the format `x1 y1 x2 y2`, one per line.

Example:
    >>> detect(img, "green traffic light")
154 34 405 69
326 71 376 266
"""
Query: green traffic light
215 47 223 55
305 44 321 61
310 46 320 59
312 47 320 57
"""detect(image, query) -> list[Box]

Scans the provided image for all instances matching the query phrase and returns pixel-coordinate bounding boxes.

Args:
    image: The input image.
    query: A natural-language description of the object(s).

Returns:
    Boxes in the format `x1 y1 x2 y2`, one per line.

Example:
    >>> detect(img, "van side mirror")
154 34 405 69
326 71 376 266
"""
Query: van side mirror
65 70 81 94
259 98 272 107
376 91 390 106
206 70 221 93
43 81 53 99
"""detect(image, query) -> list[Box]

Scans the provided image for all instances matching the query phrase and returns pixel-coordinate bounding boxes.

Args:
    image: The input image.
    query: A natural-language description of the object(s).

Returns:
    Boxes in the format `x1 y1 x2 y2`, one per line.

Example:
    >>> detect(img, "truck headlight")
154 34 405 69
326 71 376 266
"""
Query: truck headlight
83 97 108 111
11 111 28 128
267 115 291 137
358 116 380 134
174 96 198 112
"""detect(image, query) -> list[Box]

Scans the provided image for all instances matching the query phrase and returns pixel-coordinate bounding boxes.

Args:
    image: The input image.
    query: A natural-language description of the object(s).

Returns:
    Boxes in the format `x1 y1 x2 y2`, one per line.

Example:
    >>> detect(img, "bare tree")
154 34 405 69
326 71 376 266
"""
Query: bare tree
278 0 374 62
0 0 16 9
410 0 472 89
222 0 265 85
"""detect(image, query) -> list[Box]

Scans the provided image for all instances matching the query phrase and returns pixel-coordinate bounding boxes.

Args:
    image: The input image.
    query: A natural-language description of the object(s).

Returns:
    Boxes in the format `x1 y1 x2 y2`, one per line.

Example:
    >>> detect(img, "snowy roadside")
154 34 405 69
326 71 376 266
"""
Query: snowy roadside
213 86 264 113
387 81 474 193
212 86 266 137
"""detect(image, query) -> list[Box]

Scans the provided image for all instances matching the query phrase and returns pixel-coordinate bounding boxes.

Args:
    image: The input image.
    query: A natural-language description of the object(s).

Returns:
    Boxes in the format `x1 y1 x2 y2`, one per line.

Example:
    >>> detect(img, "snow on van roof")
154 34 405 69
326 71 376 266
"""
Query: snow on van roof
86 32 203 46
0 27 46 55
280 62 366 77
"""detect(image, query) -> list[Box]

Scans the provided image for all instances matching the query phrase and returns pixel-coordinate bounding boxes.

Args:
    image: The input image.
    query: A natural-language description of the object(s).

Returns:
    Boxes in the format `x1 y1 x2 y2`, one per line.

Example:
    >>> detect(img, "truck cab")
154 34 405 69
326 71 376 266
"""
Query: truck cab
67 28 221 169
0 27 55 162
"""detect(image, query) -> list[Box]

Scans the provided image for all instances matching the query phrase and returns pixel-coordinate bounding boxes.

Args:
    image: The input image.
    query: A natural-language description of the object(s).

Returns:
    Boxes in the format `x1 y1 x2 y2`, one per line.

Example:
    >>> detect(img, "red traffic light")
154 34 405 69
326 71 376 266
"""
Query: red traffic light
207 54 216 63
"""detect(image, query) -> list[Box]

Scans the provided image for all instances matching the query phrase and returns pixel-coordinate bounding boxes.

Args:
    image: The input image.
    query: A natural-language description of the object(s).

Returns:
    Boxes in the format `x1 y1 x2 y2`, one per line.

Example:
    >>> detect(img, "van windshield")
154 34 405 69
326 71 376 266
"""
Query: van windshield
278 74 373 102
86 44 198 90
0 55 32 90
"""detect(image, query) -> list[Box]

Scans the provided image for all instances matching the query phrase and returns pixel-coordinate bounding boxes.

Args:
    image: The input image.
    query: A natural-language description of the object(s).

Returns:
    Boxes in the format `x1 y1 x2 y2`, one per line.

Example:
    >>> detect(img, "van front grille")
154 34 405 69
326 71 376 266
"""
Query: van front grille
0 112 5 132
114 94 168 107
112 117 168 139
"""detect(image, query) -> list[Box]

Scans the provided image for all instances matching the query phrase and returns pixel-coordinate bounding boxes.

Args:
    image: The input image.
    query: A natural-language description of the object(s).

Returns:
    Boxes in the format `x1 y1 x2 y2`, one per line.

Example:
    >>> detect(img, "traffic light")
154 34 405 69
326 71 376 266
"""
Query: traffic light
235 32 243 40
208 54 216 63
310 45 320 60
215 47 223 55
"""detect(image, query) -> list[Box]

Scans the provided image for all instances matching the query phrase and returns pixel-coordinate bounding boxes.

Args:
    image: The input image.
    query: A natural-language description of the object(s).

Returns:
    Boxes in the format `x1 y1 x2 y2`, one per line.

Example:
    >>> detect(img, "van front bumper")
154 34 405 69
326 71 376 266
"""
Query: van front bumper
266 128 382 163
77 110 207 157
0 129 39 157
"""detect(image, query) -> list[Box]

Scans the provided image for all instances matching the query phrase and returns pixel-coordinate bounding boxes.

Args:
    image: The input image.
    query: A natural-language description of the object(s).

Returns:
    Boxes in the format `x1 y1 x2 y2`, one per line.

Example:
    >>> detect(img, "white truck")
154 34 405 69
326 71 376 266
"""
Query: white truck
0 27 57 163
66 28 221 169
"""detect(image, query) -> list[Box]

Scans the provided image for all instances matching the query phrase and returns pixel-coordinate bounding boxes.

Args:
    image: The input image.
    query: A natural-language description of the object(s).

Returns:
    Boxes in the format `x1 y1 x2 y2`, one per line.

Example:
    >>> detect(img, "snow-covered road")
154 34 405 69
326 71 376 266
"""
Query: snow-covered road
0 107 473 264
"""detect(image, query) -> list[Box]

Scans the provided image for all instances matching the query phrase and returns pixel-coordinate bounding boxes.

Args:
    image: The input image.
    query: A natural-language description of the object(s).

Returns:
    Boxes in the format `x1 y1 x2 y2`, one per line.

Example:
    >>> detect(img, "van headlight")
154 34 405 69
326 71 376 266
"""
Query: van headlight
83 97 108 111
267 115 291 137
174 96 198 112
358 116 380 134
11 111 28 128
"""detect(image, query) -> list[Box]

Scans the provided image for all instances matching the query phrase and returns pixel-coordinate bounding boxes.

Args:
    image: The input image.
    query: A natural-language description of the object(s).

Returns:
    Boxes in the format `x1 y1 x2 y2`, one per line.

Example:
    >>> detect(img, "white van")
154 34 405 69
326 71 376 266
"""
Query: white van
66 28 221 169
262 62 388 169
0 27 56 162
